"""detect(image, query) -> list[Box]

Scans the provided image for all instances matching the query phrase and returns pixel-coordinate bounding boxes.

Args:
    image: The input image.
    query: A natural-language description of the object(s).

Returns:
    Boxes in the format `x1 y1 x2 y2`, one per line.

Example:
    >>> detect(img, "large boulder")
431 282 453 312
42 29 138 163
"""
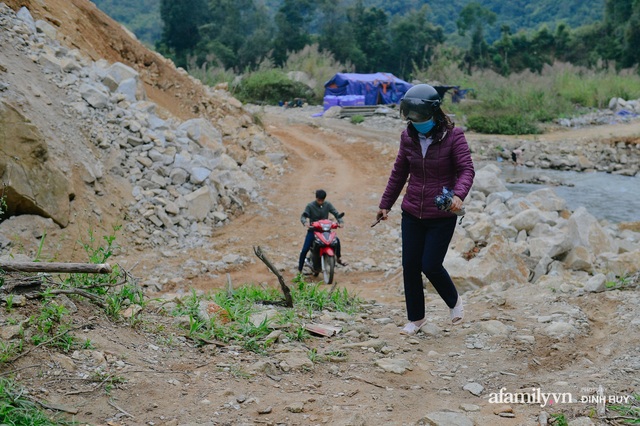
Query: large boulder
0 101 71 226
563 207 618 256
472 165 508 195
447 235 530 288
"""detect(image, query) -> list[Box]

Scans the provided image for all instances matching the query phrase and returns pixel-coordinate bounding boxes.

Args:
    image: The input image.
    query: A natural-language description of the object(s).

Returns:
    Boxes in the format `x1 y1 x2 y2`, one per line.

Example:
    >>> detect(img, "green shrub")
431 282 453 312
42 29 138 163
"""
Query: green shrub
350 115 365 124
466 112 541 134
235 69 315 105
438 62 640 134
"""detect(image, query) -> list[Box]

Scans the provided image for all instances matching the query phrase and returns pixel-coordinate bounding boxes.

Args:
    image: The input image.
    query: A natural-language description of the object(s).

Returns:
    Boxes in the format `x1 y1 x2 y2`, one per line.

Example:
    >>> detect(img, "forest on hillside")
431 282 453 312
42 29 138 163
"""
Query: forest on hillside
93 0 604 55
91 0 640 82
161 1 638 78
91 0 640 124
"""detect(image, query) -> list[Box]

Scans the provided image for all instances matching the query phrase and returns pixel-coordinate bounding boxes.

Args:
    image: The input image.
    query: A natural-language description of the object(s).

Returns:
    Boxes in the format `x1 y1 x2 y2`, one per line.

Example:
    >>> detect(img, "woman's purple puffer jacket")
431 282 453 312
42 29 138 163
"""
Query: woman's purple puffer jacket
379 125 475 219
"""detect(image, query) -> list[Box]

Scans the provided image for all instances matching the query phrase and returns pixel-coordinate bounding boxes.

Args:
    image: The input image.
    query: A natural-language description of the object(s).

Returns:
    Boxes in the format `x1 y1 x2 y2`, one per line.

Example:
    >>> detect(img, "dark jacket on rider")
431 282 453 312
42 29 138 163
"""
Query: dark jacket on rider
379 125 475 219
300 201 343 226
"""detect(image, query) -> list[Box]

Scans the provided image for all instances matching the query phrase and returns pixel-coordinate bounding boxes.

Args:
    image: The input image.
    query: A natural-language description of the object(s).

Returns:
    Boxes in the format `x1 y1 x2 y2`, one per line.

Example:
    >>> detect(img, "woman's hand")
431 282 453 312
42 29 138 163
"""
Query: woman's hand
377 209 389 221
450 196 463 212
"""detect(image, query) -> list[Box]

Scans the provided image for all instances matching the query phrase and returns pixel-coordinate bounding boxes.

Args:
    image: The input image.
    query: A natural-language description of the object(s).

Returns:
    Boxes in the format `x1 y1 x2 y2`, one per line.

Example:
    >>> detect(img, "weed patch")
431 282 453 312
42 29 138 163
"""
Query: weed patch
608 393 640 424
170 276 361 353
0 377 74 425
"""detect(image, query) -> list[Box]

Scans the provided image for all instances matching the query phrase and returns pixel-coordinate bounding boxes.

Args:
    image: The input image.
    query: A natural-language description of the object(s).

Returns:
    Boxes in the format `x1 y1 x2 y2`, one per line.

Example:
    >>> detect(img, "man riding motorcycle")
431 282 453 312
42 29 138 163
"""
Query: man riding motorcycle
297 189 347 273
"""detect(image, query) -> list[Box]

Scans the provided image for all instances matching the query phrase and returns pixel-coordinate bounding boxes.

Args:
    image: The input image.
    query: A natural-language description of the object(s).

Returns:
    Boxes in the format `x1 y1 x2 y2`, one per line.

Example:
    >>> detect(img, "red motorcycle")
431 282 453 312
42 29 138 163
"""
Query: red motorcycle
304 214 344 284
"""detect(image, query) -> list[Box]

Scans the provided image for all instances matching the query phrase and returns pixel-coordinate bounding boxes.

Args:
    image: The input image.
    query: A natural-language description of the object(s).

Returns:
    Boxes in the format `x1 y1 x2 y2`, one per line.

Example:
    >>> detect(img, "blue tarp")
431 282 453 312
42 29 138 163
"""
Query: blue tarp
324 72 412 106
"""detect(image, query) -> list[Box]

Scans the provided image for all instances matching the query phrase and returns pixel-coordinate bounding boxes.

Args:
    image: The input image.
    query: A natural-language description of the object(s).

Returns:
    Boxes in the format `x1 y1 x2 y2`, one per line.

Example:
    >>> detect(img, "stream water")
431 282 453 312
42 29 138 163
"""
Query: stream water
496 164 640 223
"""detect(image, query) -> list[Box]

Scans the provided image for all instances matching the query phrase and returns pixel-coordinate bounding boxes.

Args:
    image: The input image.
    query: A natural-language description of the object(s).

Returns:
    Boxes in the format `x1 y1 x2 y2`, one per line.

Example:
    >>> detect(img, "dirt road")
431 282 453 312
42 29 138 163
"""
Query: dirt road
175 109 640 304
175 110 408 306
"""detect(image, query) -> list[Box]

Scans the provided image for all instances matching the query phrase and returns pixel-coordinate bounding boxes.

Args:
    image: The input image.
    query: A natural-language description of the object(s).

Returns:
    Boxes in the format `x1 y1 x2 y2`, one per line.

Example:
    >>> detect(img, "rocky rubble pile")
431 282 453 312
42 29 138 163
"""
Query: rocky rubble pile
450 165 639 288
361 165 640 294
0 5 286 251
487 138 640 176
557 97 640 128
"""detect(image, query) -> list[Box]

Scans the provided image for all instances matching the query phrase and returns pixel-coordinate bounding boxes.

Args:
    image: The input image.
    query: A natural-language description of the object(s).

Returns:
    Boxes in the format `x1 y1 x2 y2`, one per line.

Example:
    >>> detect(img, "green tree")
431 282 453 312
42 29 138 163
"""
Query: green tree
388 6 445 78
492 24 513 75
456 1 497 73
317 0 366 70
272 0 315 66
528 26 555 72
553 23 571 62
196 0 274 70
606 0 640 68
594 0 640 69
346 1 391 72
621 12 640 67
564 23 608 67
157 0 209 67
497 31 535 74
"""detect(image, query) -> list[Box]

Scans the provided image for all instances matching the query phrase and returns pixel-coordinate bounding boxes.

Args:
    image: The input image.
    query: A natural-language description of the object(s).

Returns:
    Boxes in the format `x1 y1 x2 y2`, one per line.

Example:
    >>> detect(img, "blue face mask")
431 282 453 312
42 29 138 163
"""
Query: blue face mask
412 118 435 134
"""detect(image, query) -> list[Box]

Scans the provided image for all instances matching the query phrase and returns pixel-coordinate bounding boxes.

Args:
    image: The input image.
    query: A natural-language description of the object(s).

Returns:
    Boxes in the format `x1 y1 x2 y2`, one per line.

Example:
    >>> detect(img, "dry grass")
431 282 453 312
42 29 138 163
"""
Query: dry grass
282 43 354 100
619 222 640 232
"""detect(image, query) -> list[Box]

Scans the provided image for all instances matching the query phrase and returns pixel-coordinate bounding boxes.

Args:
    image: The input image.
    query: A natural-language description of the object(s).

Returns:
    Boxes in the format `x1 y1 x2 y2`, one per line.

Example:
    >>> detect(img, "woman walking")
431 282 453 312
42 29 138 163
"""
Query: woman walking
375 84 475 335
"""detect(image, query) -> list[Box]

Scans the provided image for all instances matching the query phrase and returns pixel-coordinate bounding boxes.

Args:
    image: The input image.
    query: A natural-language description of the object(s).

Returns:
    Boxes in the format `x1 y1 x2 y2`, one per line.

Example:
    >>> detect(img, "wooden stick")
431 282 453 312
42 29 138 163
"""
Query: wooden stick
30 397 79 414
64 374 113 395
0 364 41 377
226 273 233 297
346 375 386 389
328 280 338 296
0 262 112 274
253 246 293 307
108 399 134 418
48 289 106 308
7 325 85 363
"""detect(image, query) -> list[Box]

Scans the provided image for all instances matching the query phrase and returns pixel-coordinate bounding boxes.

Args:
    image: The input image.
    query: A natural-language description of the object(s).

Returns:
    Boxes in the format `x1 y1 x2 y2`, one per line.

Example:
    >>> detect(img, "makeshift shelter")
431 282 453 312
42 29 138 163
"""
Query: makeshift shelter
323 72 412 109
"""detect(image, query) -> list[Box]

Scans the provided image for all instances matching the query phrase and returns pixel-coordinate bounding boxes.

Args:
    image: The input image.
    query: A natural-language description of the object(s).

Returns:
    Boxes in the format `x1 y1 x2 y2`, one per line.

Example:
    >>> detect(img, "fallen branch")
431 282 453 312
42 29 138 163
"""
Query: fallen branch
185 335 228 347
64 374 113 395
28 397 79 414
0 274 43 294
108 398 134 418
0 262 112 274
346 375 386 389
7 325 85 363
226 273 233 297
253 246 293 307
0 364 41 377
47 288 106 308
328 280 338 296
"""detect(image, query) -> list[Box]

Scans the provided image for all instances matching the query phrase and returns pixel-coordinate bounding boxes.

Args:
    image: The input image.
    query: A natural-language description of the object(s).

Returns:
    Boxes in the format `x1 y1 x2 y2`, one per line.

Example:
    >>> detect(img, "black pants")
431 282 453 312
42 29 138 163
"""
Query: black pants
401 212 458 321
298 230 341 271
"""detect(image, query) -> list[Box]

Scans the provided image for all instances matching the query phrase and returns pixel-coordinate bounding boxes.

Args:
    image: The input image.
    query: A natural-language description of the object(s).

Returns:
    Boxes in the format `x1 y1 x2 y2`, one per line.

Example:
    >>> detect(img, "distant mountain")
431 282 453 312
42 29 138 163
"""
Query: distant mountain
92 0 604 47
